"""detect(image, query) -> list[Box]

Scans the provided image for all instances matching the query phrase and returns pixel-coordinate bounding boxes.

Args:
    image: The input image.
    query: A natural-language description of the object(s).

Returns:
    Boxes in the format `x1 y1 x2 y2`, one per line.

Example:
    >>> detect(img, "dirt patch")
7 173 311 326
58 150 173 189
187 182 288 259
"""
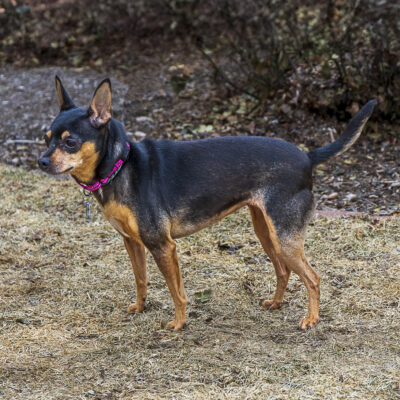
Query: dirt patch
0 165 399 399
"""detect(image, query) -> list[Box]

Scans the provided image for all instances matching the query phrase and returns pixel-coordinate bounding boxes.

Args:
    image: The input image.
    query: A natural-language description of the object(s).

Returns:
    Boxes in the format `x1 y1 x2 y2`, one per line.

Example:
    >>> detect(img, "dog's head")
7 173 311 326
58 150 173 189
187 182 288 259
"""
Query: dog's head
38 77 112 183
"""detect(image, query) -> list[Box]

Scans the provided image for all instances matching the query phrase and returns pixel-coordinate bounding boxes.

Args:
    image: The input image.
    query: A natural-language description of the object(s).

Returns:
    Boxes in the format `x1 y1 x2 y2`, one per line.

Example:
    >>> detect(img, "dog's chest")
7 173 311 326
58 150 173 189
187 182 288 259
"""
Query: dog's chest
108 217 130 237
99 200 141 242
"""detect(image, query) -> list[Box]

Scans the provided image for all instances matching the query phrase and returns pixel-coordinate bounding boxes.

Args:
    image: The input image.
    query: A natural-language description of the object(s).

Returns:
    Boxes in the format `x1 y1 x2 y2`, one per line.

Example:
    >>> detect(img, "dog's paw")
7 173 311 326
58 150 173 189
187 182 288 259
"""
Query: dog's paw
165 319 186 331
127 302 145 314
259 299 281 310
298 316 319 330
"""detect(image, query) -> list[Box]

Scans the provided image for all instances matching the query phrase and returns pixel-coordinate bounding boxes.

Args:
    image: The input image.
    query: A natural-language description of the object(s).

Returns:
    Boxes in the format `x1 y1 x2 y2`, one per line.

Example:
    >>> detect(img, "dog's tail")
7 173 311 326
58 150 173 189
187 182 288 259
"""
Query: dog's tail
307 100 376 167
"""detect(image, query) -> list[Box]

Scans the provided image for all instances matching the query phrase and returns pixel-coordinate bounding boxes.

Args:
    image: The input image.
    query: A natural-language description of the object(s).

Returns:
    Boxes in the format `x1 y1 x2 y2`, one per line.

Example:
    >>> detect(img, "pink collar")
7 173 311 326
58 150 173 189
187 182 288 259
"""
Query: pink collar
73 142 130 191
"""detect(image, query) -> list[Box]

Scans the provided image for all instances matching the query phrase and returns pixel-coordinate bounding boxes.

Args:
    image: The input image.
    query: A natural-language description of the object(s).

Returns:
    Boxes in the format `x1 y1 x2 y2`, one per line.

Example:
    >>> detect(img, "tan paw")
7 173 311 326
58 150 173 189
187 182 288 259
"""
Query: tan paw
259 299 281 310
165 319 186 331
298 316 319 330
126 302 145 314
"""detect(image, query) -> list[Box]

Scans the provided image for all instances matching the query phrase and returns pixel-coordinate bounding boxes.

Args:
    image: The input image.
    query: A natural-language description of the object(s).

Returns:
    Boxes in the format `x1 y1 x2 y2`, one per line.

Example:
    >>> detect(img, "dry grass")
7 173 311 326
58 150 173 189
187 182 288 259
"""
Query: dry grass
0 164 399 400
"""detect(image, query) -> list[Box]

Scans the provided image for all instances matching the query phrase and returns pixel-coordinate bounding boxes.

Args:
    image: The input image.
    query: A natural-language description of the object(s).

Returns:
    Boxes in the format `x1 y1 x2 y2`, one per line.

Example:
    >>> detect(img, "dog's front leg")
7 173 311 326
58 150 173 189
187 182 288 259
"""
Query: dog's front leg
124 237 148 314
150 238 188 330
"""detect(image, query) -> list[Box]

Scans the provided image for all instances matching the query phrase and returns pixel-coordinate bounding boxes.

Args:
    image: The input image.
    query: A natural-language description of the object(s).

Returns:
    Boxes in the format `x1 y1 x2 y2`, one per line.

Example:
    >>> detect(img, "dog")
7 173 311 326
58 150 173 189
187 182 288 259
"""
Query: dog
38 77 375 330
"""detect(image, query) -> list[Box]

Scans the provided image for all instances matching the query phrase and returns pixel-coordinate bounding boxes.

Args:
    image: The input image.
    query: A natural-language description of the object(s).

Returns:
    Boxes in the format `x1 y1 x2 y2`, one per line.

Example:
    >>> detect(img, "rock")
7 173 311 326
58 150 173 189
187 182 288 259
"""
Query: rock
344 193 357 202
280 104 292 115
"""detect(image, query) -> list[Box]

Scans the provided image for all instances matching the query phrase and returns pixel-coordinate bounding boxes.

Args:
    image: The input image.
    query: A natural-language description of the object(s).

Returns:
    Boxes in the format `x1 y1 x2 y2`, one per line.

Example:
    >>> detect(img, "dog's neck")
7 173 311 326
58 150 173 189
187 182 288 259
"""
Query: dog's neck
96 119 129 181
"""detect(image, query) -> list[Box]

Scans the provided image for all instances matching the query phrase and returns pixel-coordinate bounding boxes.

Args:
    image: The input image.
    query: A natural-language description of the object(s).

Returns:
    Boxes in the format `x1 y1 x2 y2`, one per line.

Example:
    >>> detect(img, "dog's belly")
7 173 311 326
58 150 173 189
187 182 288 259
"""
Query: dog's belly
170 199 250 238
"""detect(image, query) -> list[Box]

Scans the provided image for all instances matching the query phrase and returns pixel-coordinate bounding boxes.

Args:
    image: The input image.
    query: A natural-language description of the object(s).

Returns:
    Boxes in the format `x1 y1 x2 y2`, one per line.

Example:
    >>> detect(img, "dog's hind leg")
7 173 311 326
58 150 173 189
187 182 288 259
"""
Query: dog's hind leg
248 204 291 310
264 189 320 330
280 238 320 330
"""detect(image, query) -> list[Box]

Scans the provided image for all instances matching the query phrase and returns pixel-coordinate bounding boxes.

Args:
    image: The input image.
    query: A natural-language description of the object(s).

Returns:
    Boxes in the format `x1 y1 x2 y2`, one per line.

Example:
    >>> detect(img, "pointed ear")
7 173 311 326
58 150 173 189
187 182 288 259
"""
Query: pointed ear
55 76 76 111
88 78 112 128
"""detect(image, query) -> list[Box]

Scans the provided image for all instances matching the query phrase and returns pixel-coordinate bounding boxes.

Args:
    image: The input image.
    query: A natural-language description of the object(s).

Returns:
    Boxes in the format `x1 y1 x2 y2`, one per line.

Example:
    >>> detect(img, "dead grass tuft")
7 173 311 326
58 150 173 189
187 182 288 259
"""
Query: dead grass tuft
0 164 399 399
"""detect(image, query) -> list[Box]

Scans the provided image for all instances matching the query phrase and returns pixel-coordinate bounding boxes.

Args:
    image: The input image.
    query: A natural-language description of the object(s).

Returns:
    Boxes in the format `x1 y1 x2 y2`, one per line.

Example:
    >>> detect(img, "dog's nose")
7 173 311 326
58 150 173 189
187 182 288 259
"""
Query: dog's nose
38 157 50 170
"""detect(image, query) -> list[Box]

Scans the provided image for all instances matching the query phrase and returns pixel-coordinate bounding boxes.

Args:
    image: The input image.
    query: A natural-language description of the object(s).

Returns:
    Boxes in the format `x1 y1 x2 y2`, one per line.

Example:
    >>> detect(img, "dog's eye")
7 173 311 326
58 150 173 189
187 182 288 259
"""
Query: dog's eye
44 135 50 147
65 138 77 149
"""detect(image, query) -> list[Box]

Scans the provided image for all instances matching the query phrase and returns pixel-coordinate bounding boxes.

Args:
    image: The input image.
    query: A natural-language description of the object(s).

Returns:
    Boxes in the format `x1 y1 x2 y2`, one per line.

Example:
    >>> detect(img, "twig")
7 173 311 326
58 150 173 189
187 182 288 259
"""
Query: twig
4 139 45 145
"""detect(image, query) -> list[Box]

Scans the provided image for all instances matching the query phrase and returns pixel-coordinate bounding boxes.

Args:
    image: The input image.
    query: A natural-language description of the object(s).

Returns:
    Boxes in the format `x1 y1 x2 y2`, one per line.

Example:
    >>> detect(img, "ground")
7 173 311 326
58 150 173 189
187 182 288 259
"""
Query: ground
0 165 399 399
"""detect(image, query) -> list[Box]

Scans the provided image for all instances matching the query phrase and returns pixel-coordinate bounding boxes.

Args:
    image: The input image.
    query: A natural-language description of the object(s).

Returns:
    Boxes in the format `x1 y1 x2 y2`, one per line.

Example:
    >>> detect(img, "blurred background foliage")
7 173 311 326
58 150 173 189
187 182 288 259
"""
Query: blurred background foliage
1 0 399 124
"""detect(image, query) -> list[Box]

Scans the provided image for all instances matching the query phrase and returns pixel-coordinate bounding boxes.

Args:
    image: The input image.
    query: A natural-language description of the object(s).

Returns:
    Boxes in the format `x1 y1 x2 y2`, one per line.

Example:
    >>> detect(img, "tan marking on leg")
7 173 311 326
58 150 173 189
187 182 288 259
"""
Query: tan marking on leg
248 205 290 310
249 197 319 329
100 200 146 313
150 238 188 330
124 238 147 314
280 241 320 330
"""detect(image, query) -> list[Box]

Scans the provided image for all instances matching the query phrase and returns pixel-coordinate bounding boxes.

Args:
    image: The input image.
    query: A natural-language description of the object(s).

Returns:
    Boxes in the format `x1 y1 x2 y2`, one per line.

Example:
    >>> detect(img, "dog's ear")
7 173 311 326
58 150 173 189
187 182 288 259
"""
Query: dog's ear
55 76 76 111
88 78 112 128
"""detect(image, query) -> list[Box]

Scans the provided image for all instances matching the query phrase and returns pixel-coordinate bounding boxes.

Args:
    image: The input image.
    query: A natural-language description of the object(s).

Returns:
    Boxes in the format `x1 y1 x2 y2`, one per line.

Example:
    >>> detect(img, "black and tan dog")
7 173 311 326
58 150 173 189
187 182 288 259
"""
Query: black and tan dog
38 77 375 331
